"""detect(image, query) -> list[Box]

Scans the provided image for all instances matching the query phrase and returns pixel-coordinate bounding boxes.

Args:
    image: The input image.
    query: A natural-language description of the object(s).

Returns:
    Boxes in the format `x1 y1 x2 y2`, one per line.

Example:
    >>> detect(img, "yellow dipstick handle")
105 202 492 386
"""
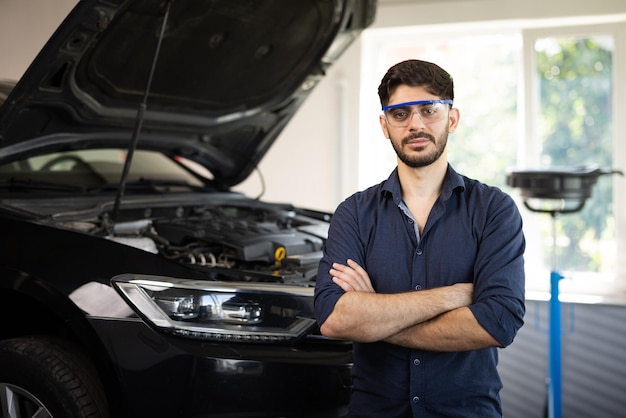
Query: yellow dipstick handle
274 247 286 265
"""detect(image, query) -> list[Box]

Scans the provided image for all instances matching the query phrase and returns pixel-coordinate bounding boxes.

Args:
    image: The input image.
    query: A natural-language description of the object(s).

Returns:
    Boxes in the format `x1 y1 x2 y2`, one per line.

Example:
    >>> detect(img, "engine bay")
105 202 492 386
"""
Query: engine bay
103 202 329 284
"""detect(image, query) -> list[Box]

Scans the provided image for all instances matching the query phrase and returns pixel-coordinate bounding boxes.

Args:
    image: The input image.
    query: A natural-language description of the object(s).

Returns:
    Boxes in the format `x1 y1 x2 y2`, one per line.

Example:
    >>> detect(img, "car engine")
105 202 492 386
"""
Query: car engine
103 202 329 284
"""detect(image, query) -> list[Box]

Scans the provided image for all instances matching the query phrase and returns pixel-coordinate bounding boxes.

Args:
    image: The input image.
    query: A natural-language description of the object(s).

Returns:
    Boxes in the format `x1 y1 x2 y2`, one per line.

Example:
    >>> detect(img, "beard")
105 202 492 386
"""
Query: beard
390 127 448 168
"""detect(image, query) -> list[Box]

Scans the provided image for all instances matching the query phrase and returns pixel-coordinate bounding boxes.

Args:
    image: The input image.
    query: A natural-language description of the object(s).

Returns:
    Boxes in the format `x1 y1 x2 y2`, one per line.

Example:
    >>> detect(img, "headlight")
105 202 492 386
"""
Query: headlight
111 274 317 343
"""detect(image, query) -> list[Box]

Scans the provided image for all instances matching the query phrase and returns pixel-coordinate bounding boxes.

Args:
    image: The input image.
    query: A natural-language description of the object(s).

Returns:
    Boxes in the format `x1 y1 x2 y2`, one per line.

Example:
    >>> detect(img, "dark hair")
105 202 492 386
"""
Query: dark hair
377 59 454 107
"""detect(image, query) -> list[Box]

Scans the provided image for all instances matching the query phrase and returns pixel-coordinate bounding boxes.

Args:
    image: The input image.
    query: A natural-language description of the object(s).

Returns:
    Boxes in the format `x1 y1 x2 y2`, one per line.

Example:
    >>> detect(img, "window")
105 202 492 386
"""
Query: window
360 20 626 297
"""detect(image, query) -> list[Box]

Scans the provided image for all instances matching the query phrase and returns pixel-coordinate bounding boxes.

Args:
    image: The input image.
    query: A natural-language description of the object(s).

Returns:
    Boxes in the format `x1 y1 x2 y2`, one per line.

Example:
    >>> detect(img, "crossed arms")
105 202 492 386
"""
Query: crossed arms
319 259 502 352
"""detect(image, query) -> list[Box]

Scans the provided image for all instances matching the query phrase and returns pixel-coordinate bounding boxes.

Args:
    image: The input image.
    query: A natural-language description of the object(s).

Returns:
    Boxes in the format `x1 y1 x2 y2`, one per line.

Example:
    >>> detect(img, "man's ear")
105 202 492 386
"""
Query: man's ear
448 107 460 133
379 114 390 139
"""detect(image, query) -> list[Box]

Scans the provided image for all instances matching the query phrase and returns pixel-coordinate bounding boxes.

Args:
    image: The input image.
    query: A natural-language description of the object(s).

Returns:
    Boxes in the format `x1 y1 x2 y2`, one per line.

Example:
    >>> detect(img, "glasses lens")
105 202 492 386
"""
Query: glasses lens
384 102 448 127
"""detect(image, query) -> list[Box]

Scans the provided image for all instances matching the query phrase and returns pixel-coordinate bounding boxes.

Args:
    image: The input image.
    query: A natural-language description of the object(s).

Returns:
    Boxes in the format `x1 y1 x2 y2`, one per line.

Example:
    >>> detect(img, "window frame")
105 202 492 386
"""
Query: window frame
522 23 626 297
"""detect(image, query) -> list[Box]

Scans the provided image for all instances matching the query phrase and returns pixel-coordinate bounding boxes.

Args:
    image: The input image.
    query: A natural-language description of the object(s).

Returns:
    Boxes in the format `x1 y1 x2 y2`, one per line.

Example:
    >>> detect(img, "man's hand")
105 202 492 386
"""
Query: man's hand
329 259 375 292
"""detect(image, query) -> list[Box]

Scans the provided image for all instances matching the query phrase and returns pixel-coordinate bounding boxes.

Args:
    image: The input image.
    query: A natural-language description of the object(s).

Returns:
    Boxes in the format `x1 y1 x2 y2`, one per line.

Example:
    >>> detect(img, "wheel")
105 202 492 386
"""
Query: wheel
0 336 109 418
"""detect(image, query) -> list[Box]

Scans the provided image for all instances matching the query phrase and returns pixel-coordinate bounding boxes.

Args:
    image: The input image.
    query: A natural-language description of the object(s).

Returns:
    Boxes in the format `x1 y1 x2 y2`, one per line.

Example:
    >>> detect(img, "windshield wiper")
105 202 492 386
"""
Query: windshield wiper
91 179 212 193
0 178 87 193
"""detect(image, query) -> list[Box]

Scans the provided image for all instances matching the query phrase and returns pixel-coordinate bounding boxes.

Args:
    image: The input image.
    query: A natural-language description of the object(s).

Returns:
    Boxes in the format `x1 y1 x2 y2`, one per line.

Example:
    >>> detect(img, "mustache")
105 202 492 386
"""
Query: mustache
403 132 435 144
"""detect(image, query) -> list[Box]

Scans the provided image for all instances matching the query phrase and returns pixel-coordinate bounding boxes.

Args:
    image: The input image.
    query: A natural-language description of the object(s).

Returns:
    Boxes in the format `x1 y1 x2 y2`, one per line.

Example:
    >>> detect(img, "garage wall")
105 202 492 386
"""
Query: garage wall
498 300 626 418
2 0 626 213
0 0 77 80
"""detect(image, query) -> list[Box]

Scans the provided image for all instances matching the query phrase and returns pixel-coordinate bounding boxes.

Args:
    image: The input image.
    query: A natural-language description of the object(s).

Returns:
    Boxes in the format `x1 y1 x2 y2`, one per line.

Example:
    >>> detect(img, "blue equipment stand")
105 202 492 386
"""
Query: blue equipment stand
548 269 564 418
547 212 563 418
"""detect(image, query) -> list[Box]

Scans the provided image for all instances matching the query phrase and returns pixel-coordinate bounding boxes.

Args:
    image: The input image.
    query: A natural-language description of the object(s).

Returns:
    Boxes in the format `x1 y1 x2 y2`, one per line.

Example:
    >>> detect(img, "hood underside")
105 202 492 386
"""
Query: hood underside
0 0 376 187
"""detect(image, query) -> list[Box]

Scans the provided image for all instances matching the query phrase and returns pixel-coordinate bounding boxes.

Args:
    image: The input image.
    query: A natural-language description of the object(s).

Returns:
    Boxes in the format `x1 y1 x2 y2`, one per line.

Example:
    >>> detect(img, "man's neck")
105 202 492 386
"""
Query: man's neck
397 157 447 202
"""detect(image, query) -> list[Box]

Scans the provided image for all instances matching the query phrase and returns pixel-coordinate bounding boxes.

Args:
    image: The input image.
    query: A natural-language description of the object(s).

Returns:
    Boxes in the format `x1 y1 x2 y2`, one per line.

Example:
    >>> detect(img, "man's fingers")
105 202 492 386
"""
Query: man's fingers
331 276 356 292
330 260 375 292
345 259 375 292
346 259 367 274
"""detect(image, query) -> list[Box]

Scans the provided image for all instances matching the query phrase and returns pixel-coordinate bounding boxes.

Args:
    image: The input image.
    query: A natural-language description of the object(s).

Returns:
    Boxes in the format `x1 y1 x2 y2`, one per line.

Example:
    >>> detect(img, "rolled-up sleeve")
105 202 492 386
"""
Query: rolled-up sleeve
469 192 526 347
314 197 360 327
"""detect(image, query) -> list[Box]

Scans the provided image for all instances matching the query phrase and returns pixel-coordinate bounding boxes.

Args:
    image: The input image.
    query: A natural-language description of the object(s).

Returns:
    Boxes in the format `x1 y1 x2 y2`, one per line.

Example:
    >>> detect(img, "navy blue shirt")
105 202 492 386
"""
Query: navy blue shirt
314 165 525 417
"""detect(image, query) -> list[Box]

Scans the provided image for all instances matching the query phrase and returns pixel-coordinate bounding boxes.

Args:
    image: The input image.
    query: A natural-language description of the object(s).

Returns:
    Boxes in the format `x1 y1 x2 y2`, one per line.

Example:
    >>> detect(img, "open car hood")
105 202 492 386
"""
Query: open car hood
0 0 376 188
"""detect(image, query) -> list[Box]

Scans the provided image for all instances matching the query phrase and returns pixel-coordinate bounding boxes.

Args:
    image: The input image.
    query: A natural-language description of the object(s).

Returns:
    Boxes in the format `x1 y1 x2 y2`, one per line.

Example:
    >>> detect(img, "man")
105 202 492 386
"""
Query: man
313 59 526 417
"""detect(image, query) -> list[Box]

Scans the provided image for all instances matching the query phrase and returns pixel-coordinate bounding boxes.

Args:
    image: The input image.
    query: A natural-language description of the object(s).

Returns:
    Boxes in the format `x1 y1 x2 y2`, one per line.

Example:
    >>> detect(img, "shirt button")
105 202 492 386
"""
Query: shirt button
416 249 423 256
413 358 421 366
413 396 420 403
414 285 422 290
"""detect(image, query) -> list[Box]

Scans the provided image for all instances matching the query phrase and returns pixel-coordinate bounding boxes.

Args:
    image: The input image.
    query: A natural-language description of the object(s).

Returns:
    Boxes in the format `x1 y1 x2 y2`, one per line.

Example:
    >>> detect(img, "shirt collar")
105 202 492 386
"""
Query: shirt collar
382 164 466 205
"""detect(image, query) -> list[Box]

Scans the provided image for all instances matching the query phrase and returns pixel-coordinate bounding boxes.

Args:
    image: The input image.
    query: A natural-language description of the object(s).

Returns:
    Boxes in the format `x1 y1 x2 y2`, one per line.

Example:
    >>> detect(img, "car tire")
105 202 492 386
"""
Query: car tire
0 335 109 418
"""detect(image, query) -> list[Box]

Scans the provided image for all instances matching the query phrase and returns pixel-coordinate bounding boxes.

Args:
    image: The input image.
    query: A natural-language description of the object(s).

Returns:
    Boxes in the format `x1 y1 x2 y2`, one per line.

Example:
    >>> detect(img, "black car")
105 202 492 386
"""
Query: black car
0 1 376 417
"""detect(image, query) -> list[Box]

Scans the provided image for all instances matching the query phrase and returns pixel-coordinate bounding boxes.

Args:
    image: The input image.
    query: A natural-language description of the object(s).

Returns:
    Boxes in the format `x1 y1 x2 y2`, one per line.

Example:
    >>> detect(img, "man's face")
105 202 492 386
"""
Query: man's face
379 85 459 168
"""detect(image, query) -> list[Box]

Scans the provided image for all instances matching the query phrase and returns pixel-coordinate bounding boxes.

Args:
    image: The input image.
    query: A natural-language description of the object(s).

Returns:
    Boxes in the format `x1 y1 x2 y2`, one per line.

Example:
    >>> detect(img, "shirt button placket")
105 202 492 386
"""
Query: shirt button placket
412 358 421 404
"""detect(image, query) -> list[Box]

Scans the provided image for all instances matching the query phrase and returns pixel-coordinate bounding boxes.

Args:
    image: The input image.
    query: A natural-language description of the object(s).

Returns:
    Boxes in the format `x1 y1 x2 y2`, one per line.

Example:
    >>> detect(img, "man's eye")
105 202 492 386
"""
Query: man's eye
421 105 438 116
391 110 409 120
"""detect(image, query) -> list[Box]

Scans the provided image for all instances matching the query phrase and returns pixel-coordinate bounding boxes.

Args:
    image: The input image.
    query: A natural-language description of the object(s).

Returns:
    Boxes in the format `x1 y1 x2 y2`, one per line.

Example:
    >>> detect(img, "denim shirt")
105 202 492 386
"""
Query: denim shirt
314 165 526 418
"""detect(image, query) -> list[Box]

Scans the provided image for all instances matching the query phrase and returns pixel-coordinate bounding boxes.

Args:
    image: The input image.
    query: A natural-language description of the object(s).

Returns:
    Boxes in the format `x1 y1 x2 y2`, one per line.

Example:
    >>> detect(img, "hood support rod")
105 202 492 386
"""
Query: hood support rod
112 0 173 221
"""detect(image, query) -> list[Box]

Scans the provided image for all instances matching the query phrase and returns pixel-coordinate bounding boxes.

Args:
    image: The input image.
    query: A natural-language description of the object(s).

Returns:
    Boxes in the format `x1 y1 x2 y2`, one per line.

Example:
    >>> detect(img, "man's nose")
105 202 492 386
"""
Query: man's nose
408 111 426 128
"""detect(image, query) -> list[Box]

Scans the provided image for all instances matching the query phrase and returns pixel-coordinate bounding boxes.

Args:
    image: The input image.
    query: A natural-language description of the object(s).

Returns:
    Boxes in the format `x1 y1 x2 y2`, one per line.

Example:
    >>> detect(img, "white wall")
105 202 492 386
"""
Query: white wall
234 38 362 212
2 0 626 212
0 0 77 80
373 0 626 28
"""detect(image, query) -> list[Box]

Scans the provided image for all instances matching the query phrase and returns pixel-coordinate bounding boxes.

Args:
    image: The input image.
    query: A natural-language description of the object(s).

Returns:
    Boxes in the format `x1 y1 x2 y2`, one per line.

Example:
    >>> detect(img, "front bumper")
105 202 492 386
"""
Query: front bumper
89 317 352 417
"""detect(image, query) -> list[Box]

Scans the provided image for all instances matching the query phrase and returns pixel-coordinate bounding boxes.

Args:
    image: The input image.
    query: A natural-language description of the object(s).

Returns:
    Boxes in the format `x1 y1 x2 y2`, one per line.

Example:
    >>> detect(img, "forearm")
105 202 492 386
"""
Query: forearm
384 306 502 351
320 285 471 342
